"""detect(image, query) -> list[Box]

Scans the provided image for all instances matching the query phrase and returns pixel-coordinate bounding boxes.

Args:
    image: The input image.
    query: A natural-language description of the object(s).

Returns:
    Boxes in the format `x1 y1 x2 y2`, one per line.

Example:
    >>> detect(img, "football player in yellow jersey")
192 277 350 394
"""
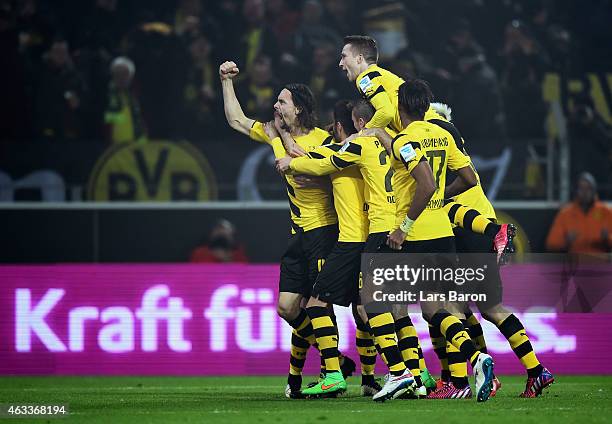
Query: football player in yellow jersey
430 104 554 399
365 79 496 402
220 61 344 398
283 100 381 398
339 35 515 262
278 100 433 402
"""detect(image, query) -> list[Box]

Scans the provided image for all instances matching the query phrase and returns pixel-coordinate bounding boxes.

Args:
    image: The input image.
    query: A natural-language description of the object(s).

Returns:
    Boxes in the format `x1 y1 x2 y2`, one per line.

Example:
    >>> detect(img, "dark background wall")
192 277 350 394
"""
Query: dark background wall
0 206 558 263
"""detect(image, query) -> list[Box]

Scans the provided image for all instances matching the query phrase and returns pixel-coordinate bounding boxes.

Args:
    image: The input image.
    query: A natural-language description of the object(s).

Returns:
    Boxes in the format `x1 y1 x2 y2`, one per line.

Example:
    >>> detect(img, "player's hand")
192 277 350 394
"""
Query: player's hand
219 61 239 80
340 133 358 145
294 175 327 188
263 120 280 140
360 128 379 137
285 142 306 157
275 156 293 173
386 229 406 250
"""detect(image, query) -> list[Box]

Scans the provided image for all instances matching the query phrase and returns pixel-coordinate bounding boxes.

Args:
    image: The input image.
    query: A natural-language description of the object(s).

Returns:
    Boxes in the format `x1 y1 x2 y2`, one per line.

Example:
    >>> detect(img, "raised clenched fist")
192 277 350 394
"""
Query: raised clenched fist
219 61 239 80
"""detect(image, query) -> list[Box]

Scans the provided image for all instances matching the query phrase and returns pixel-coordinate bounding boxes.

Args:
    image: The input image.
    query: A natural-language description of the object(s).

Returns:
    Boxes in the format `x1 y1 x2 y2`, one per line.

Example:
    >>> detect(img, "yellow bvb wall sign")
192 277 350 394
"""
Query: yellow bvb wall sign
87 140 217 201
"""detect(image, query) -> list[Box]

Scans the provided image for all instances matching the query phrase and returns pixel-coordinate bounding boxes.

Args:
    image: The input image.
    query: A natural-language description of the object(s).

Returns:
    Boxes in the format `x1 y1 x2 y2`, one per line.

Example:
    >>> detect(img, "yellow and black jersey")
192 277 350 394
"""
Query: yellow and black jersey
427 118 496 220
307 144 369 243
290 132 395 234
391 120 471 241
355 64 442 133
249 121 337 233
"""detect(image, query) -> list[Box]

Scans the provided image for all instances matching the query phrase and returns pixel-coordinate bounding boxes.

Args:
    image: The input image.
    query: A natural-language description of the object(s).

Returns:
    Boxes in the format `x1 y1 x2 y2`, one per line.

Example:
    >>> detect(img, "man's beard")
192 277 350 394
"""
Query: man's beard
280 116 291 132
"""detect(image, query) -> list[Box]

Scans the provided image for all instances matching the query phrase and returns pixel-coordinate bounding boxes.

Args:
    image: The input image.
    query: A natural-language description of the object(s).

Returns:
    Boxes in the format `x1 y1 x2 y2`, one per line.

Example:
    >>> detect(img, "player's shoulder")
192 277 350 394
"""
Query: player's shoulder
301 127 333 146
357 65 403 90
399 120 435 139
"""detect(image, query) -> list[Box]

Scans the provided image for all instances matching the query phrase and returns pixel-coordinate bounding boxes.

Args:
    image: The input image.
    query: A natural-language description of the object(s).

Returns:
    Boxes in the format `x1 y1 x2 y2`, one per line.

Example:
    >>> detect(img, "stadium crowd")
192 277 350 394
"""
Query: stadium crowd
0 0 611 197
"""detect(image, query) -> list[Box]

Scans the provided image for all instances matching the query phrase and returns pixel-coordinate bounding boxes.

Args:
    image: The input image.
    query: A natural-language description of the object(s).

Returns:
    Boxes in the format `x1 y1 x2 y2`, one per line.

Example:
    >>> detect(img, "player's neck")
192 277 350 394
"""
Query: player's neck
358 62 375 76
401 113 424 129
290 125 309 137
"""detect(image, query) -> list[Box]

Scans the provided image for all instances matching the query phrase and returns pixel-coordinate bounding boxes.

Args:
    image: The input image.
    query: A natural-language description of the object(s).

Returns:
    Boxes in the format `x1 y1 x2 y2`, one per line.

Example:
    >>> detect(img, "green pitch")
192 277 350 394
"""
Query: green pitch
0 376 610 424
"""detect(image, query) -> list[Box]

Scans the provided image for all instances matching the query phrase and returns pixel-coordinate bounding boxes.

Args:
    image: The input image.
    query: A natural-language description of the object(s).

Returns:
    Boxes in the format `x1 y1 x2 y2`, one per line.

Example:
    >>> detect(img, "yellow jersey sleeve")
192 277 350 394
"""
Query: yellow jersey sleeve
291 142 362 175
357 72 394 130
391 134 424 174
446 136 471 171
249 121 269 143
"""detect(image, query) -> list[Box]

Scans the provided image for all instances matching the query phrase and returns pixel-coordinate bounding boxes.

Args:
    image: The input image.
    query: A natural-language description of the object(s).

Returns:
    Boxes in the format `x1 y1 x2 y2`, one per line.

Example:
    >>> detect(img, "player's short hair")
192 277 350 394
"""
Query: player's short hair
343 35 378 64
333 100 357 136
398 79 434 119
351 99 375 124
284 83 317 130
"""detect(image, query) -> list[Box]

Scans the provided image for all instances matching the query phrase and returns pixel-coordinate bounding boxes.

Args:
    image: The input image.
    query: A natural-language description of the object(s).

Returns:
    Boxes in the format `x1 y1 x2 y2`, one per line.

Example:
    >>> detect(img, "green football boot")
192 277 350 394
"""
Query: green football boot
420 368 437 392
301 371 346 397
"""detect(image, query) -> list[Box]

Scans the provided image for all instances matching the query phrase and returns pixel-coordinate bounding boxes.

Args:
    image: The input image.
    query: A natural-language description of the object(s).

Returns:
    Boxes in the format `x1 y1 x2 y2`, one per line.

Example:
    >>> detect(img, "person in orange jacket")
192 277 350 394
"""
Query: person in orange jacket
546 172 612 253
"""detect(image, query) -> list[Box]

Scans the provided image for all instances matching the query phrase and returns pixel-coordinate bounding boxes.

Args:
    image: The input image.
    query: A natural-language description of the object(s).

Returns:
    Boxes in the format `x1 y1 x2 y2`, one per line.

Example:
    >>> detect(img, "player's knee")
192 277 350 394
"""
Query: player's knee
480 307 509 324
277 301 298 321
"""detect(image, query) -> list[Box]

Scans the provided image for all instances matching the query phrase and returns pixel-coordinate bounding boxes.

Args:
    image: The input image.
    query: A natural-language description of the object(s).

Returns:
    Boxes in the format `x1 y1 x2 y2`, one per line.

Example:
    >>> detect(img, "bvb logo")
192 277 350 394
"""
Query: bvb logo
87 141 217 201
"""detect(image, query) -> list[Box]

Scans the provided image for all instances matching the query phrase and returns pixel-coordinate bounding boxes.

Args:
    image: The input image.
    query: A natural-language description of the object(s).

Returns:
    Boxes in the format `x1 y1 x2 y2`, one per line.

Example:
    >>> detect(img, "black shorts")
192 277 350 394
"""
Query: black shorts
400 236 456 254
453 227 502 308
312 241 364 307
279 224 338 296
363 232 392 253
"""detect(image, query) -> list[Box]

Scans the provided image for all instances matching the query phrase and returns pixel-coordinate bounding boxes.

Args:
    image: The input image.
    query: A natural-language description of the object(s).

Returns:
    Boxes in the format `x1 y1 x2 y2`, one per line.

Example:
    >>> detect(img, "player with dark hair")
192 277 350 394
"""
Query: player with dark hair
276 100 384 398
220 61 357 399
277 99 433 401
429 102 554 398
363 78 496 402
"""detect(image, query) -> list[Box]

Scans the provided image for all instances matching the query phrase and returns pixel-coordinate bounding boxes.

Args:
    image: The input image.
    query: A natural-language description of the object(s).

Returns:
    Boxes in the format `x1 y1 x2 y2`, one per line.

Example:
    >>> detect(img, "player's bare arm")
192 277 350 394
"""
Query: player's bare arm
219 61 255 136
387 160 436 250
445 165 478 199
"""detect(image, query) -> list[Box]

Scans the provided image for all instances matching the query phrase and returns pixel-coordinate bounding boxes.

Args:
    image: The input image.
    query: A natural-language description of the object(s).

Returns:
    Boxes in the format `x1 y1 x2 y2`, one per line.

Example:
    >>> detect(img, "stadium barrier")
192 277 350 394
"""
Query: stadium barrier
0 201 563 263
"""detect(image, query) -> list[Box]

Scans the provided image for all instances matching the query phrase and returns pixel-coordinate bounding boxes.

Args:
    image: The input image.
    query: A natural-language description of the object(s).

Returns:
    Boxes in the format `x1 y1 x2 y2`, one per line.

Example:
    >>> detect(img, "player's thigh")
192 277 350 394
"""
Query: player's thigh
304 224 339 285
312 242 363 307
279 231 310 299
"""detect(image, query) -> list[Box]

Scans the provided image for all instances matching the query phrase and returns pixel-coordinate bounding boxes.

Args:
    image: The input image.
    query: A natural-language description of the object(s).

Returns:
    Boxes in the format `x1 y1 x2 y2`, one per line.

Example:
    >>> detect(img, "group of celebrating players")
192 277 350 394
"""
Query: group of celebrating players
219 35 554 402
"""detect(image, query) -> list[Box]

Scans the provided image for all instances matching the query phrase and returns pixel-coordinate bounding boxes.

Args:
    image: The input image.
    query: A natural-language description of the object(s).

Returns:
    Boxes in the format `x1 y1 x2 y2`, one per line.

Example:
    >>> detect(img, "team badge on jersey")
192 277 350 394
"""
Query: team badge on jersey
359 76 374 94
399 143 417 162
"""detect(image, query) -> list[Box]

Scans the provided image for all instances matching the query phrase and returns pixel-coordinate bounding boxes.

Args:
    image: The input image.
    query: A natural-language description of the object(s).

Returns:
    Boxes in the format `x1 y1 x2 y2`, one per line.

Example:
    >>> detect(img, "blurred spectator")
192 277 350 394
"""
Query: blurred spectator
321 0 362 39
500 19 548 138
266 0 300 52
236 55 277 122
546 172 612 254
292 0 341 70
189 219 249 263
16 0 56 64
104 56 146 143
126 22 185 139
440 19 506 140
181 34 219 139
174 0 221 43
33 38 86 140
308 42 350 123
237 0 278 77
0 3 29 140
567 93 612 197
